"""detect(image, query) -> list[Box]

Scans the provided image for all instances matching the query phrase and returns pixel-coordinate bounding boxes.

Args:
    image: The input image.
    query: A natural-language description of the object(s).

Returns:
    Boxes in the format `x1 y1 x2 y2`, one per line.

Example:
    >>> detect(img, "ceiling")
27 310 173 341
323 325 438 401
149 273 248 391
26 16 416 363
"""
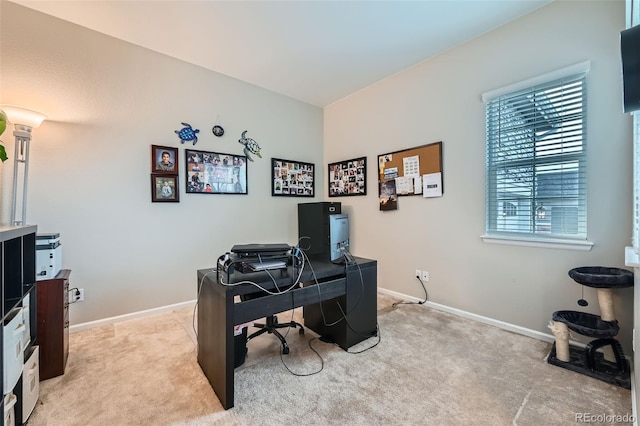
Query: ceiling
10 0 552 107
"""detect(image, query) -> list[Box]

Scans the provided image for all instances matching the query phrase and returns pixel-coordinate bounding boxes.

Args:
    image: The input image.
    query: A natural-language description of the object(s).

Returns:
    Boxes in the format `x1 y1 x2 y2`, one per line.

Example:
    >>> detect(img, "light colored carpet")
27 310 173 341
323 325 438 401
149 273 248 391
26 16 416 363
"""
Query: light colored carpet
27 293 631 425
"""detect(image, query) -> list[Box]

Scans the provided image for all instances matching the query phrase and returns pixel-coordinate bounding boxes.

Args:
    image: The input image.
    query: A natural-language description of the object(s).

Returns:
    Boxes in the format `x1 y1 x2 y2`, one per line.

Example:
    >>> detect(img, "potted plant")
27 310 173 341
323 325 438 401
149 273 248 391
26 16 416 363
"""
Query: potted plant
0 110 8 162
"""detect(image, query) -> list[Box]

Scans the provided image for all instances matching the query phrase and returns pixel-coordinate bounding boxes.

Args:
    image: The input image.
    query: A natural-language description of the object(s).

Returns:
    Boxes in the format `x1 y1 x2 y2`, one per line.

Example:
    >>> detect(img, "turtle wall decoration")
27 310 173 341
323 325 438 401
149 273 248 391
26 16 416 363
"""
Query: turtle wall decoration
238 130 262 161
175 122 200 145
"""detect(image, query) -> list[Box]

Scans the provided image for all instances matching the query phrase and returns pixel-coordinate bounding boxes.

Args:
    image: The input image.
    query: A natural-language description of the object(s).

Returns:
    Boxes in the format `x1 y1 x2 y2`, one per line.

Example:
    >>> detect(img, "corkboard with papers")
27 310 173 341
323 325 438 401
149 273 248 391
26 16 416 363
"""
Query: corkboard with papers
377 141 443 199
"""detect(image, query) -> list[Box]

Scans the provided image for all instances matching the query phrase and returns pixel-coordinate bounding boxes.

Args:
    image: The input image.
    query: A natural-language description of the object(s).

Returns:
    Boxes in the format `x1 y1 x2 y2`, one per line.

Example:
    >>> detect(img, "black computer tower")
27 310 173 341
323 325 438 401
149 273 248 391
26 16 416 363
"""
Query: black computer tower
297 202 341 260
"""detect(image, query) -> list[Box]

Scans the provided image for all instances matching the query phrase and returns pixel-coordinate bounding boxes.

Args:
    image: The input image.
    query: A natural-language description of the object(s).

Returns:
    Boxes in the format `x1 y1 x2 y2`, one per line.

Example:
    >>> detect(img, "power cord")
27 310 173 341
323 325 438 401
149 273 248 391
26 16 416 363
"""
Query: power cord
68 287 81 304
346 323 381 354
392 274 428 308
275 303 325 377
192 268 217 351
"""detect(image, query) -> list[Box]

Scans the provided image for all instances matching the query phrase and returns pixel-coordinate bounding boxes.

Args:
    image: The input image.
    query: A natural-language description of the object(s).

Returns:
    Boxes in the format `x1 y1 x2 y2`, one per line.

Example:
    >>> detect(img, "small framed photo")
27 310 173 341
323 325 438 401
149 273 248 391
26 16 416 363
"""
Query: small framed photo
151 175 179 202
185 149 248 194
328 156 367 197
272 158 315 197
152 145 178 174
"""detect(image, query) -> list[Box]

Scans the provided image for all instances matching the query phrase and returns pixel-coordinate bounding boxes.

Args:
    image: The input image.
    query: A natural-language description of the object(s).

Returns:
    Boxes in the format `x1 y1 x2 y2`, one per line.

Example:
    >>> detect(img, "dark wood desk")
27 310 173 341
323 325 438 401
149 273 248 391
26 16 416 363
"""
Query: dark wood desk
196 256 377 409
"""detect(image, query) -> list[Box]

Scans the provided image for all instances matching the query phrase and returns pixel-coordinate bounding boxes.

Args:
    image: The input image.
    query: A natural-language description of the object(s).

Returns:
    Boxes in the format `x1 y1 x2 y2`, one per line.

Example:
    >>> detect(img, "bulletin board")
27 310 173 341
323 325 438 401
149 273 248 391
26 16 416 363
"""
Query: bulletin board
378 141 443 197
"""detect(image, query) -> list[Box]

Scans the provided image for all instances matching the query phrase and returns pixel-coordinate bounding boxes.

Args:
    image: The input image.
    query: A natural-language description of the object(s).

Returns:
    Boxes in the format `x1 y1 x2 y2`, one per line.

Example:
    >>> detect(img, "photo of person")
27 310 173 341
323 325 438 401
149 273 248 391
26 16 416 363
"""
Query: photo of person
151 175 179 202
160 179 173 198
157 151 174 171
152 145 178 174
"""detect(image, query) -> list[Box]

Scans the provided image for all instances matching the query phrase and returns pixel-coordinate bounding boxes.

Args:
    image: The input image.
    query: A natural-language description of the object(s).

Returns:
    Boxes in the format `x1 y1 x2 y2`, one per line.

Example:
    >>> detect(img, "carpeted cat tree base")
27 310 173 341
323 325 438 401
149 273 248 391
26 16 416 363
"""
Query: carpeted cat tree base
547 341 630 389
547 266 633 389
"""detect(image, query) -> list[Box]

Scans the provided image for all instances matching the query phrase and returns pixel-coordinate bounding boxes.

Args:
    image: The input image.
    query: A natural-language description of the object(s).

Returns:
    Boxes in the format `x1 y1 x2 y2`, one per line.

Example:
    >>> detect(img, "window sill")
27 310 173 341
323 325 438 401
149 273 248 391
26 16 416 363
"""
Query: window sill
480 235 593 251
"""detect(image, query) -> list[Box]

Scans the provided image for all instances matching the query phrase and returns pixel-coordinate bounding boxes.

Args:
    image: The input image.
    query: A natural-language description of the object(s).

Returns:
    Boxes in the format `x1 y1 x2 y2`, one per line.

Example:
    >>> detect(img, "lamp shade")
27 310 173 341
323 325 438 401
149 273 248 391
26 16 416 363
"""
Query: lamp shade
0 105 46 129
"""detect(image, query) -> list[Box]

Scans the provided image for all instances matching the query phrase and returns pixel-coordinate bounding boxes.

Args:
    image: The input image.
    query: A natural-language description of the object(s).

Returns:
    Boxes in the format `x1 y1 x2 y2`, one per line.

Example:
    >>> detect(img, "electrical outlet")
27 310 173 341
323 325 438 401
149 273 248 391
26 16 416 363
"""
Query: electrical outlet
415 269 421 279
422 271 429 282
77 288 85 302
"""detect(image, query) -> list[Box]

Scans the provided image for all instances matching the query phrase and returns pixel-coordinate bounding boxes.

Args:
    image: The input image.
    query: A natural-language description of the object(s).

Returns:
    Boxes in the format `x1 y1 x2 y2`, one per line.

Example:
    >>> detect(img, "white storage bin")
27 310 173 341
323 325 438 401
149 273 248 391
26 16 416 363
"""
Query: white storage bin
21 346 39 421
21 295 31 351
3 393 16 426
3 308 24 392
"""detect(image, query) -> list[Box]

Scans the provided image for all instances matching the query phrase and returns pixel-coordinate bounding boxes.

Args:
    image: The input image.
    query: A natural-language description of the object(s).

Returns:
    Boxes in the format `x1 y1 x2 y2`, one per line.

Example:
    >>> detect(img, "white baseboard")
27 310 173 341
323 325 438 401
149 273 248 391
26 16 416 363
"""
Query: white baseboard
70 300 196 333
379 287 557 345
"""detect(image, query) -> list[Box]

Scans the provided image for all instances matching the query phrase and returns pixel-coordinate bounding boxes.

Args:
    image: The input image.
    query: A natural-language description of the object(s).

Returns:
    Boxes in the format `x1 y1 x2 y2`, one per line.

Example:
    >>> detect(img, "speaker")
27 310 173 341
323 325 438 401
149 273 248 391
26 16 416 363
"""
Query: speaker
621 24 640 113
298 202 341 259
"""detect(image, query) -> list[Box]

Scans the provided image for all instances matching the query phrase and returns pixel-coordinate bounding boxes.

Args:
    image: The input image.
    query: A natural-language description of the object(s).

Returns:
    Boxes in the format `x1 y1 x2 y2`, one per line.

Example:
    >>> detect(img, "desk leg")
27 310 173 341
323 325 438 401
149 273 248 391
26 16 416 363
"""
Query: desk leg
197 274 235 409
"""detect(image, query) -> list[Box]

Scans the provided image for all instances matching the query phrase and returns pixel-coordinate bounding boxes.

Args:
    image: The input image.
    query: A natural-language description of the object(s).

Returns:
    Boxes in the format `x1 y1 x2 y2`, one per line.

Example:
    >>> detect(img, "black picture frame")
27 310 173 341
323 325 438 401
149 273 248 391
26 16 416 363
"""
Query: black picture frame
271 158 315 197
151 174 179 202
328 156 367 197
151 145 178 175
185 149 248 194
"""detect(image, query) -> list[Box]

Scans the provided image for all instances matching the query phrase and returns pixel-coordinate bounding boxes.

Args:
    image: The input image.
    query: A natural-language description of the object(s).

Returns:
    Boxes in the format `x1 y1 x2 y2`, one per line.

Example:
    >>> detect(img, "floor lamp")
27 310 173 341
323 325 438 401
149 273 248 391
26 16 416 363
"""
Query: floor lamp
0 105 47 226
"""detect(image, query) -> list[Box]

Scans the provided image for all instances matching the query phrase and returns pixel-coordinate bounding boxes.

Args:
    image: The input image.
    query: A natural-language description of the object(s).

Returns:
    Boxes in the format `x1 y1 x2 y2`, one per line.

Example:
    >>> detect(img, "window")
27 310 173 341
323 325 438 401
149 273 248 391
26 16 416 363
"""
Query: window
632 112 640 254
483 63 589 242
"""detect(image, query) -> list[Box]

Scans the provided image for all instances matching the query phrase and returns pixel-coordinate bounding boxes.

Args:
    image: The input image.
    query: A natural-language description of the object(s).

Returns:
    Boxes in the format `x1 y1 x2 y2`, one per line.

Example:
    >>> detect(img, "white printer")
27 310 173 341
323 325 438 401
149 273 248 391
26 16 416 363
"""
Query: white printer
36 233 62 280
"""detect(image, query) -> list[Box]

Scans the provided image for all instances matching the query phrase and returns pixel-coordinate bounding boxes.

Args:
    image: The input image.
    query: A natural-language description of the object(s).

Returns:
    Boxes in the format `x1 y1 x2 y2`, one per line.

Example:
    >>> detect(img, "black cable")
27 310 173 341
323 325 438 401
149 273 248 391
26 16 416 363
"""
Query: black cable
265 268 325 377
193 268 217 348
303 248 366 328
278 335 325 377
67 287 81 303
392 275 428 308
346 323 381 354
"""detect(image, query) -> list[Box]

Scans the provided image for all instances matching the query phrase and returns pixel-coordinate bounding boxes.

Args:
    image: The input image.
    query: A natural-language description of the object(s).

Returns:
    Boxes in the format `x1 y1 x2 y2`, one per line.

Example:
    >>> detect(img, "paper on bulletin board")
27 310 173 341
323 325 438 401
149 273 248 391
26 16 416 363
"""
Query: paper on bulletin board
379 180 398 211
422 172 442 197
384 167 398 180
402 155 422 194
403 155 420 178
395 176 413 194
394 175 423 194
413 177 422 194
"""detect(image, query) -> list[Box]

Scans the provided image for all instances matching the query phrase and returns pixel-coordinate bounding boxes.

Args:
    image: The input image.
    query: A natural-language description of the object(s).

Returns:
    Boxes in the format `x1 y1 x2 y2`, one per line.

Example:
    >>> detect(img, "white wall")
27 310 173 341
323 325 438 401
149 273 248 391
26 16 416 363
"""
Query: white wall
0 2 324 324
325 1 635 351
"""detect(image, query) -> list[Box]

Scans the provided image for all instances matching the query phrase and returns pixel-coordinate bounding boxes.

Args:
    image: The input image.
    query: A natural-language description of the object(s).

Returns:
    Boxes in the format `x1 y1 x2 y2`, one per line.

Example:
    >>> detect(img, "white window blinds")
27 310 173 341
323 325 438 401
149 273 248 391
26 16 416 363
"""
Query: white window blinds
484 70 588 240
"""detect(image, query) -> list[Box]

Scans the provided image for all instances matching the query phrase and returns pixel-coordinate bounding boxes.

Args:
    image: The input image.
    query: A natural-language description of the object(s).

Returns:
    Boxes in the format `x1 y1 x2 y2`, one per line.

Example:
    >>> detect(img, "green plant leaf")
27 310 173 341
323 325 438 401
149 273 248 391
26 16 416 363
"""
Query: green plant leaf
0 110 6 136
0 144 7 162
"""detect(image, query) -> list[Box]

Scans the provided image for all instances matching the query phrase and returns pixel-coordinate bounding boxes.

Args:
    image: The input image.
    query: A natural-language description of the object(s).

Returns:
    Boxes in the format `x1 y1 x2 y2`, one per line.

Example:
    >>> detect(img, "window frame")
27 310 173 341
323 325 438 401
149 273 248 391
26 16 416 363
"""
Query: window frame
481 61 593 251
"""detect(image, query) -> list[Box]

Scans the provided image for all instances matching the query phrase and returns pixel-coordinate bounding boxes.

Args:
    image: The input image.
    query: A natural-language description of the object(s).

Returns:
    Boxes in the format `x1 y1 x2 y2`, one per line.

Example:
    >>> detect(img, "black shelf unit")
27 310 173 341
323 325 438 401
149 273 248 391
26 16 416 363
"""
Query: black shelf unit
1 225 38 424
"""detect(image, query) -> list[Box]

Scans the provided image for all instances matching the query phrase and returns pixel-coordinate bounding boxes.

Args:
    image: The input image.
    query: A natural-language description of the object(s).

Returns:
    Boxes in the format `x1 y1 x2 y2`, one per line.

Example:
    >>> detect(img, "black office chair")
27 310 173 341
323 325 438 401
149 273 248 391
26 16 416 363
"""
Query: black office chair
246 314 304 355
241 291 304 355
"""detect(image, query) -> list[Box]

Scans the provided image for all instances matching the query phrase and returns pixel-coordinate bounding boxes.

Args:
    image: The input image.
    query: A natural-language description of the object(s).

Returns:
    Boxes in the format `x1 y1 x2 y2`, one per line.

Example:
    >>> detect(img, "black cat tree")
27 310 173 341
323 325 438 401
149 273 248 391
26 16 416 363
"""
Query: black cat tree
547 266 634 389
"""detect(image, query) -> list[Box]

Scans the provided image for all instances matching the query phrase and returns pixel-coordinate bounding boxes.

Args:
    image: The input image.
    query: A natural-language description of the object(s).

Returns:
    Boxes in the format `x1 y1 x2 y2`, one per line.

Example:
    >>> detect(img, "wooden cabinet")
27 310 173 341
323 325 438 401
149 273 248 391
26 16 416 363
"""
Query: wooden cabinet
37 269 70 380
